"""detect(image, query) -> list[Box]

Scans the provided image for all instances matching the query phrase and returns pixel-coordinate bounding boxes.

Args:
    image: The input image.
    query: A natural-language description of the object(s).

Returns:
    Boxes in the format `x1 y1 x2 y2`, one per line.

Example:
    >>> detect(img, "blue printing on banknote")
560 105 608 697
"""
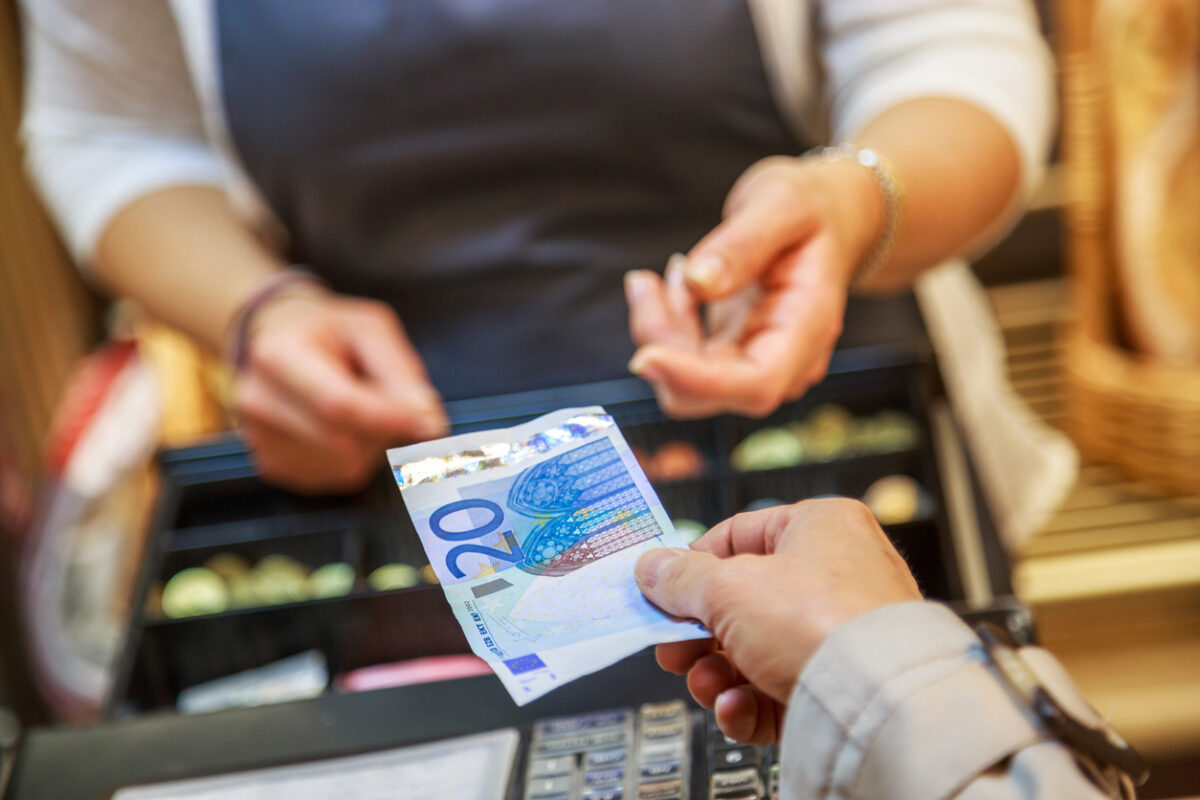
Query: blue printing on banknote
503 654 547 675
437 437 686 659
410 436 664 582
390 408 707 670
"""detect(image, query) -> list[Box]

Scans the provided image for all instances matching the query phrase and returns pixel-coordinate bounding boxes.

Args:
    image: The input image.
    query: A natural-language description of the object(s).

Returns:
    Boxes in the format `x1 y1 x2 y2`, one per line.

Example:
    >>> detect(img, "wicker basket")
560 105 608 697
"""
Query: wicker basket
1059 0 1200 494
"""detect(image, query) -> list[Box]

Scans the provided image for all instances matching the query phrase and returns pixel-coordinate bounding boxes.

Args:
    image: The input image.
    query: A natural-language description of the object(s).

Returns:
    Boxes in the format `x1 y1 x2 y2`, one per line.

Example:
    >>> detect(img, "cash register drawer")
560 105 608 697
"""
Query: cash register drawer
110 365 1000 716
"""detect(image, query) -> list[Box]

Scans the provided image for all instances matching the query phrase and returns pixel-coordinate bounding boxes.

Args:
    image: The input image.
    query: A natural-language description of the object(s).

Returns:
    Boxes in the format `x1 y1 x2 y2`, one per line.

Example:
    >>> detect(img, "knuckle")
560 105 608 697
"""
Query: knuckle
633 319 669 346
742 389 783 419
231 381 255 413
783 383 809 403
774 171 809 205
328 434 365 463
702 560 748 612
742 156 794 188
248 449 291 486
360 299 397 325
656 391 686 419
314 390 355 422
245 339 281 373
233 382 273 424
251 455 282 483
827 317 844 342
242 426 269 455
234 395 266 425
700 570 735 610
833 497 878 528
709 230 759 268
341 459 375 488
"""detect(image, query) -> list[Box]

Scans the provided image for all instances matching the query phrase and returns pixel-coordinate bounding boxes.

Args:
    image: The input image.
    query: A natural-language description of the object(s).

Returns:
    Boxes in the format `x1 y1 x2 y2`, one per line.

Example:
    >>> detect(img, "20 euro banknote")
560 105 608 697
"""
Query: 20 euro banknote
387 407 707 704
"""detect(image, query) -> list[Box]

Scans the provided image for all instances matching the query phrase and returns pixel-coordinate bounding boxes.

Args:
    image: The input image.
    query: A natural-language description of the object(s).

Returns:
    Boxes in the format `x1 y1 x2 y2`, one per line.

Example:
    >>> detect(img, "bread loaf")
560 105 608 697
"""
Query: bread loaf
1101 0 1200 363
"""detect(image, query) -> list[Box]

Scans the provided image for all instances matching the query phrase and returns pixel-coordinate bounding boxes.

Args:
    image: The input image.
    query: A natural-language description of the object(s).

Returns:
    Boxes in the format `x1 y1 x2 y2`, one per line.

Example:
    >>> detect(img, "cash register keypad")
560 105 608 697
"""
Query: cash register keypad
523 703 779 800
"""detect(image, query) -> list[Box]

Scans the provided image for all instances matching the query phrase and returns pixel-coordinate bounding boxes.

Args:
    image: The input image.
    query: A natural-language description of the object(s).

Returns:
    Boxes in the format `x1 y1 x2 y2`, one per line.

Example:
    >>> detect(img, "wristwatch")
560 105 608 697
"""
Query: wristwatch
975 622 1148 796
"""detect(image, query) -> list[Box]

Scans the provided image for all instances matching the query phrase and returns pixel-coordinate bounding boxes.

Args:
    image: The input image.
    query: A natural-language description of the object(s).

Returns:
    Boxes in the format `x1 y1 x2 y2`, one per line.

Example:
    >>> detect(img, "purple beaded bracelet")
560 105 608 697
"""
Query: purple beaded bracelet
225 268 327 371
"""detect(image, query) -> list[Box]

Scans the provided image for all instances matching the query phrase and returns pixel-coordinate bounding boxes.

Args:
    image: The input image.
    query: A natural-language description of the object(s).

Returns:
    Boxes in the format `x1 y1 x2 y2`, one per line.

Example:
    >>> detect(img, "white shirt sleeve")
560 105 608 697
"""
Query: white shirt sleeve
816 0 1056 203
19 0 226 266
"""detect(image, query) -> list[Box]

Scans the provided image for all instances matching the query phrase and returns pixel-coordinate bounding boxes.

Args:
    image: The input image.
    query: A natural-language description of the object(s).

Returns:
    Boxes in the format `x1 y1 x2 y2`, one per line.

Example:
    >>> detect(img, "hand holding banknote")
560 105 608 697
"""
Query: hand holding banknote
635 499 922 744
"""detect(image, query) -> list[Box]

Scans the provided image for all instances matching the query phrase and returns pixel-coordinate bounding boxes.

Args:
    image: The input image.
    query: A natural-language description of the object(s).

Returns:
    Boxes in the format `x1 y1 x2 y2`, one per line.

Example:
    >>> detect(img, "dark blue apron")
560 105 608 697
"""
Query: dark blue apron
217 0 802 400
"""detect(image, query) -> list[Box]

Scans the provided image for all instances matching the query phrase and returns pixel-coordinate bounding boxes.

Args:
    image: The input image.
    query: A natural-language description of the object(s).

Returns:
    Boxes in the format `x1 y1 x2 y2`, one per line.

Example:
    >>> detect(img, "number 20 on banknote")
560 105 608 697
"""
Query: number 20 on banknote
429 499 525 580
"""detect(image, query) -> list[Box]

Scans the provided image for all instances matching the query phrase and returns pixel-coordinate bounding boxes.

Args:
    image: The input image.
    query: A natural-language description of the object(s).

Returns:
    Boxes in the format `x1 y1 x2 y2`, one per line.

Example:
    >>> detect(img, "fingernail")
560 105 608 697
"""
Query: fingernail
627 352 660 383
624 270 647 301
714 690 743 736
665 253 688 287
686 253 726 294
635 547 687 589
627 351 648 375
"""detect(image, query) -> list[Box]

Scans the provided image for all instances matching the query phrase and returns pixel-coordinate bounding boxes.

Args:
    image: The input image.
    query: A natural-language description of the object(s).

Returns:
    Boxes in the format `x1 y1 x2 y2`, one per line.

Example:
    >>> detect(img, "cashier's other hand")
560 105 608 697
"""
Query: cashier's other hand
626 155 885 418
635 499 921 745
233 287 448 494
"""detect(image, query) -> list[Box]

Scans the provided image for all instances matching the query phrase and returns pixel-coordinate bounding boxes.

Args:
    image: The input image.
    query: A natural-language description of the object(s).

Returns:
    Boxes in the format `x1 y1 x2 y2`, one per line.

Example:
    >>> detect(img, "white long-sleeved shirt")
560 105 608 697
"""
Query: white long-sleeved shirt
18 0 1055 265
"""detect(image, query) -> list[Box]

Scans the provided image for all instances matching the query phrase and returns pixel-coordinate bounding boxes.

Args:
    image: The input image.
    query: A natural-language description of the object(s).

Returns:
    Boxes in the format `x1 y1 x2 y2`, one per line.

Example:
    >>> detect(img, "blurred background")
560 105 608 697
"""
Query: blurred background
2 0 1200 797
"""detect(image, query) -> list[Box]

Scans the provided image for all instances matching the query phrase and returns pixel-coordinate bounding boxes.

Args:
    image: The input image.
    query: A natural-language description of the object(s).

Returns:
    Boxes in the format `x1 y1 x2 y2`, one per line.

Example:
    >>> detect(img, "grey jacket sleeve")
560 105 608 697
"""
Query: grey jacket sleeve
780 601 1119 800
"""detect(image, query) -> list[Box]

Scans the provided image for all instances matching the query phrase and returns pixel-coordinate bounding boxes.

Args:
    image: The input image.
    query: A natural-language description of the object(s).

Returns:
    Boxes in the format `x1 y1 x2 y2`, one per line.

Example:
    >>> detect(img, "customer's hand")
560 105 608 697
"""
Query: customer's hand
635 499 921 744
626 156 885 418
233 287 448 494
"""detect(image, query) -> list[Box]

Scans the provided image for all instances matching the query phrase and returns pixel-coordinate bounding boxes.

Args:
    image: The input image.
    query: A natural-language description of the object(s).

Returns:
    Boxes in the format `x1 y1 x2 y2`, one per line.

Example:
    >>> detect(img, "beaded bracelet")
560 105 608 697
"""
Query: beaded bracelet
804 144 905 290
225 268 327 371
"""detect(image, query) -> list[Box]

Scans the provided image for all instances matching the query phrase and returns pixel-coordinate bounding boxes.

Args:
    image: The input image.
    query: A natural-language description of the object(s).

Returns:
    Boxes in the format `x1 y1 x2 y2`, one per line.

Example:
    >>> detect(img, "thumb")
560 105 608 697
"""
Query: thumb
685 186 815 301
635 547 723 623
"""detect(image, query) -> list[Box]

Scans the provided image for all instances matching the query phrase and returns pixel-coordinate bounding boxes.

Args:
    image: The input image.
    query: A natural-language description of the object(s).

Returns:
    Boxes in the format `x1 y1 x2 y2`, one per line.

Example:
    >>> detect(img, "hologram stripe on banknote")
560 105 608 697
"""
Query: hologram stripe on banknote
387 407 707 704
391 411 615 488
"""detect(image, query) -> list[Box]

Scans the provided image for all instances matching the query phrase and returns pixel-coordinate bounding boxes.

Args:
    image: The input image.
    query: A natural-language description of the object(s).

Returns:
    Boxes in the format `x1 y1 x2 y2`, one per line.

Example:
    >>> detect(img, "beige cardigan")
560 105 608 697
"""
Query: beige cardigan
784 602 1123 799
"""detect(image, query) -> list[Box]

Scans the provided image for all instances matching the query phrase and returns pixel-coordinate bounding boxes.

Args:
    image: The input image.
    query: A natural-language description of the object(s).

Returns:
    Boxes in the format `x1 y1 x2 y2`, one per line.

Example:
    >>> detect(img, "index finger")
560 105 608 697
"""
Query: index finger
691 505 797 558
259 344 436 441
340 313 449 439
342 310 443 410
655 638 717 675
685 180 817 301
631 343 790 418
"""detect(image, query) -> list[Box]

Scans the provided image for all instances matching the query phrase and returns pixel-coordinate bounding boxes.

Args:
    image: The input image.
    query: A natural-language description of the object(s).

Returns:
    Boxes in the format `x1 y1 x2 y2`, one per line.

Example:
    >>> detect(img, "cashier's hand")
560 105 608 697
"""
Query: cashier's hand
626 156 885 418
233 287 448 494
635 499 921 745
